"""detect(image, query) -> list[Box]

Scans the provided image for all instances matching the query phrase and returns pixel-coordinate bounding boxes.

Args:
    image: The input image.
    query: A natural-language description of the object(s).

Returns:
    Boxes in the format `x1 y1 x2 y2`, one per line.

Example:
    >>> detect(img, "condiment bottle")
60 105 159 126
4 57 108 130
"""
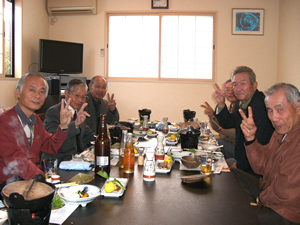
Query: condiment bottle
123 133 135 173
95 114 111 175
162 117 168 133
137 148 144 166
155 136 165 160
119 130 128 168
142 115 149 130
143 151 155 182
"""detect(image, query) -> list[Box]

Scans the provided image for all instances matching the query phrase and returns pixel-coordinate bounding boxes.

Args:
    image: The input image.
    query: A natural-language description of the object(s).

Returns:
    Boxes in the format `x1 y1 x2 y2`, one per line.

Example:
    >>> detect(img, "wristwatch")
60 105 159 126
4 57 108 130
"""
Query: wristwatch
59 126 68 132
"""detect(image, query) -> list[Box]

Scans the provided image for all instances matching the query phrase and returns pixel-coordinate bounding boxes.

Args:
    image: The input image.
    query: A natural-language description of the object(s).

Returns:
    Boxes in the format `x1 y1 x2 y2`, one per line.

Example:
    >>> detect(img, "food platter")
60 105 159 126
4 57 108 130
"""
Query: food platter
134 131 147 138
155 160 174 173
170 151 192 161
58 184 101 207
166 137 178 146
100 178 128 197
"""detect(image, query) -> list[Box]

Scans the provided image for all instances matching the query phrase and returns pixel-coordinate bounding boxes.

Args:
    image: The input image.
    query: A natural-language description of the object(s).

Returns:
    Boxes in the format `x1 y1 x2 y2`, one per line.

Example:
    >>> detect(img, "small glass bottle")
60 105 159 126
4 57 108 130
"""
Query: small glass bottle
123 133 135 173
142 115 149 130
95 114 111 175
155 136 165 160
162 117 168 133
119 130 128 168
143 151 155 182
137 148 145 166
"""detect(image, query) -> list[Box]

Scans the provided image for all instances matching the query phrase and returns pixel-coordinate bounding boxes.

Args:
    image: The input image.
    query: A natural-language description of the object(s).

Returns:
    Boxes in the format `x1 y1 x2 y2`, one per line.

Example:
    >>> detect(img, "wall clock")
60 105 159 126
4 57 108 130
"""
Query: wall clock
152 0 169 9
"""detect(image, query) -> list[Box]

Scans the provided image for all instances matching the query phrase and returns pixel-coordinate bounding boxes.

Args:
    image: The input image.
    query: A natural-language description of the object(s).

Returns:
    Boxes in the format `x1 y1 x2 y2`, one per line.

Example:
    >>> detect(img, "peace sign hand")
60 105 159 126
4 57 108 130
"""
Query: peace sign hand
107 93 116 111
200 101 214 117
239 106 257 142
213 82 226 108
74 103 90 127
59 98 73 129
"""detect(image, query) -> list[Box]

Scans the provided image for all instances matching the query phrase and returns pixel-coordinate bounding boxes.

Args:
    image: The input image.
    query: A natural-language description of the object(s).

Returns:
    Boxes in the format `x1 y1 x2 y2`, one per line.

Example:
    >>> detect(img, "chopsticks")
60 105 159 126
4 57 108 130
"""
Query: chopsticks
210 117 221 129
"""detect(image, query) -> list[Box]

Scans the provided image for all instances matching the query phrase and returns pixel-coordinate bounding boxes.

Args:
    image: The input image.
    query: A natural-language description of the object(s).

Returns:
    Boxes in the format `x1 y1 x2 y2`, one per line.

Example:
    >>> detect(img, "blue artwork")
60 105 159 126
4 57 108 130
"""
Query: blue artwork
235 12 261 31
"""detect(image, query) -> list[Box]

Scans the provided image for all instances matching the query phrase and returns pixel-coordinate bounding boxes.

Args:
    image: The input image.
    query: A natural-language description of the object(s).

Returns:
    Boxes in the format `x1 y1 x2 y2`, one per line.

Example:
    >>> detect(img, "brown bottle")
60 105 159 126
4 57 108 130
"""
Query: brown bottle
123 133 135 173
95 114 111 175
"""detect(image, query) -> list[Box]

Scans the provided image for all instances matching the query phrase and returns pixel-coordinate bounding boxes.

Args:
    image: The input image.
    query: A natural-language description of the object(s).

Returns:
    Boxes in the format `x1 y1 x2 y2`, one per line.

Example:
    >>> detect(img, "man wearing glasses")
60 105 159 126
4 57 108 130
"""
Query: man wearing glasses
85 76 119 134
42 79 95 164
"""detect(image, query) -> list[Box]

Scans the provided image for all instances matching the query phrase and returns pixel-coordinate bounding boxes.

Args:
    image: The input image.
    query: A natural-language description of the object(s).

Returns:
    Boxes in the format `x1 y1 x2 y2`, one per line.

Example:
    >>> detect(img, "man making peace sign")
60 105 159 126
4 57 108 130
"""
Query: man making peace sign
232 83 300 224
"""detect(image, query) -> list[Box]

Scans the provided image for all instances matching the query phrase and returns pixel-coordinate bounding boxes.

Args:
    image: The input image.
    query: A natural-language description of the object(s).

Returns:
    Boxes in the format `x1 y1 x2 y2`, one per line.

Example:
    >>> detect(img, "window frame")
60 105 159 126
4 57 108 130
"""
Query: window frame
105 12 216 83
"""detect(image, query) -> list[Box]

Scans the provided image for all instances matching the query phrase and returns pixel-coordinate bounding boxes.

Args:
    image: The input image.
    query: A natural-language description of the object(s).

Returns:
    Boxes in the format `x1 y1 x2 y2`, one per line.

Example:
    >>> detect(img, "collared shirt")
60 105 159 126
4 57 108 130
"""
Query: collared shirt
15 104 36 144
239 91 255 110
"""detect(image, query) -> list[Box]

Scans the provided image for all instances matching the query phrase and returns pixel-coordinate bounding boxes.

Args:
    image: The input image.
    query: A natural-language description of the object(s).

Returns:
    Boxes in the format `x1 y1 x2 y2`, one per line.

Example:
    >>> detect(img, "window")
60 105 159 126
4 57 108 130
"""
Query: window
0 0 14 78
107 13 215 81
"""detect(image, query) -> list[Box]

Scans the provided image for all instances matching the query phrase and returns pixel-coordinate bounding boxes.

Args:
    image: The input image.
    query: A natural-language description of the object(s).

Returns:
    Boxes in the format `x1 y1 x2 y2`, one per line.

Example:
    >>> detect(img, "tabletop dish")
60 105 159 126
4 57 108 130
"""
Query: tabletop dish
170 151 192 161
68 173 95 184
181 155 201 168
0 210 7 225
155 160 174 173
134 131 147 138
169 126 179 132
100 178 128 197
111 148 119 156
58 184 101 207
166 137 178 146
147 130 158 137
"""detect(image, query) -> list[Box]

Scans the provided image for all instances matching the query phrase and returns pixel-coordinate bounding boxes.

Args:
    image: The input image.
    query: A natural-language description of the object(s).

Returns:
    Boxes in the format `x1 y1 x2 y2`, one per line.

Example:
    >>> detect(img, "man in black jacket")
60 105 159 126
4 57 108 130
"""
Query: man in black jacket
214 66 274 177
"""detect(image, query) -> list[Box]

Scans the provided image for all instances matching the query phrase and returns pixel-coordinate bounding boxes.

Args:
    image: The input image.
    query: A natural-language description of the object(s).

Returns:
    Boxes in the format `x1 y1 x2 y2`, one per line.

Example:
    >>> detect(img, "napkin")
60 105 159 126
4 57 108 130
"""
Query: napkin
59 161 91 170
49 202 78 224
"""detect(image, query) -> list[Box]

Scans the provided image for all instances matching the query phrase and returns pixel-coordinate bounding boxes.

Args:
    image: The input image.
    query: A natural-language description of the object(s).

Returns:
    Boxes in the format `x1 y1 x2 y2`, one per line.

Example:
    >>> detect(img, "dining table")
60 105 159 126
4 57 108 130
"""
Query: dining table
57 131 260 225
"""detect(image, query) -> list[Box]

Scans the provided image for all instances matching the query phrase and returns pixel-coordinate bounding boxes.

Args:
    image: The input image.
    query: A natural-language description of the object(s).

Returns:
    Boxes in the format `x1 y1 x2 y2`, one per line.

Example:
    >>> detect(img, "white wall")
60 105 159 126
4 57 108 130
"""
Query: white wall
48 0 280 122
277 0 300 87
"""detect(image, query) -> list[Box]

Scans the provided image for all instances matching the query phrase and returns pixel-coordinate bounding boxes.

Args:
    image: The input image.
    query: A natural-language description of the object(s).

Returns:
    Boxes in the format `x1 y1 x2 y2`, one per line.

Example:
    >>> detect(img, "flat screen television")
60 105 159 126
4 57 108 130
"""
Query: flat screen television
38 39 83 74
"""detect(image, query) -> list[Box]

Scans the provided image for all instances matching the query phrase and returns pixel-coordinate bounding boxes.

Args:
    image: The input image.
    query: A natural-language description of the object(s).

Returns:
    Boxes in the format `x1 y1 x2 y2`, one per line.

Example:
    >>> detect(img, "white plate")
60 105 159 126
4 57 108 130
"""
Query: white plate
155 160 174 173
100 178 128 197
147 132 158 137
111 148 119 156
134 131 147 138
170 151 192 161
169 127 179 132
166 137 178 146
200 140 218 145
0 210 7 225
58 184 101 207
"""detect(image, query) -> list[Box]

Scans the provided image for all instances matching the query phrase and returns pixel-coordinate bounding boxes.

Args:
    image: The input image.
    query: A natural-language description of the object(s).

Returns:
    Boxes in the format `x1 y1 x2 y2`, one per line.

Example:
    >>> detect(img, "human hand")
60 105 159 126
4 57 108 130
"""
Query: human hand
239 106 257 142
230 163 237 169
200 101 214 117
219 127 225 135
59 98 73 129
74 103 90 127
213 82 226 108
107 93 116 111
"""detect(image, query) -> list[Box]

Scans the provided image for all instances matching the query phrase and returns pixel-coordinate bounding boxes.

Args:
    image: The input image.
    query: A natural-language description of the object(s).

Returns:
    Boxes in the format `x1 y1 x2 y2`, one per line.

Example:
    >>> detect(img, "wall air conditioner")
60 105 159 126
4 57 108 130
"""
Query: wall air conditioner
47 0 96 16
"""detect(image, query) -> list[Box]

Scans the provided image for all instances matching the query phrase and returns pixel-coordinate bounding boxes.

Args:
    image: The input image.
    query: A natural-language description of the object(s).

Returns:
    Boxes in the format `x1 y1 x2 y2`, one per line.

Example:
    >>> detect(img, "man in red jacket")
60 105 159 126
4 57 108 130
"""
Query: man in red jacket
233 83 300 224
0 73 73 192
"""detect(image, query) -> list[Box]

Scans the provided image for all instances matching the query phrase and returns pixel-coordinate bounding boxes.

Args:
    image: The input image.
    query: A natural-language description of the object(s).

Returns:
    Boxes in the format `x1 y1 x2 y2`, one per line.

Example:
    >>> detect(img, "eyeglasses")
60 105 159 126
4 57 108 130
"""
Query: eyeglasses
225 88 233 92
70 92 89 101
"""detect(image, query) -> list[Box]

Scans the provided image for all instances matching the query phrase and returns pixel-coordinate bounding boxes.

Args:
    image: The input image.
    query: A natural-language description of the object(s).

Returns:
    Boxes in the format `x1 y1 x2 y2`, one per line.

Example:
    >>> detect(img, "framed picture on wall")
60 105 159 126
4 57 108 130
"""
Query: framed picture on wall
232 8 264 35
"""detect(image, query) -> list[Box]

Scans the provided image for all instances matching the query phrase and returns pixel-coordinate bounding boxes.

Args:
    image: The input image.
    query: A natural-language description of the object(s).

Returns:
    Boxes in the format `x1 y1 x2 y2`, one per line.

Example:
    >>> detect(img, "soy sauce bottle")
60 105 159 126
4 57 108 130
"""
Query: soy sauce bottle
95 114 111 175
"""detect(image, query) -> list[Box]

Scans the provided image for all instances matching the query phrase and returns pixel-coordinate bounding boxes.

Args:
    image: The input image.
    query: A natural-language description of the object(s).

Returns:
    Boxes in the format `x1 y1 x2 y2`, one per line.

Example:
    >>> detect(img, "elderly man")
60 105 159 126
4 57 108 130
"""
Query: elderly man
201 79 238 159
42 79 95 164
214 66 274 176
86 76 119 134
0 73 72 191
232 83 300 224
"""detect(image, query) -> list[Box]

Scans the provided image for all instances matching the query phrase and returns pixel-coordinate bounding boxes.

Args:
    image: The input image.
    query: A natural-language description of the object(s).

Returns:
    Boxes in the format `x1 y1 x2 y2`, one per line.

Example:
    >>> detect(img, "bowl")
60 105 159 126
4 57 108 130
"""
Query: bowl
58 184 101 207
201 144 219 151
181 155 201 168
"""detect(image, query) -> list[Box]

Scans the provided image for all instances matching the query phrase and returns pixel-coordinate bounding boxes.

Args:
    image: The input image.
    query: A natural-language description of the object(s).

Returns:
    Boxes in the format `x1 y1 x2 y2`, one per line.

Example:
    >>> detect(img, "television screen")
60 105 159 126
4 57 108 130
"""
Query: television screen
39 39 83 74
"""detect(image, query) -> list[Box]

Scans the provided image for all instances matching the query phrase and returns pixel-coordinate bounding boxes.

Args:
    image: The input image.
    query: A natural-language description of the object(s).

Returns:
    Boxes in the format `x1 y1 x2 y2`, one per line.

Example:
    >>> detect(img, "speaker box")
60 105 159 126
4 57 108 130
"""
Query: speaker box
47 79 60 96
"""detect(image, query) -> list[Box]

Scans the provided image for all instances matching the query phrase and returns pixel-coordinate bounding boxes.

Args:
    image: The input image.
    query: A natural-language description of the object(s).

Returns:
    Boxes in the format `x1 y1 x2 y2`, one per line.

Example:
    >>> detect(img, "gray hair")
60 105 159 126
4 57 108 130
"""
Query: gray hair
16 73 49 97
232 66 256 84
265 83 300 107
90 76 107 86
65 78 88 92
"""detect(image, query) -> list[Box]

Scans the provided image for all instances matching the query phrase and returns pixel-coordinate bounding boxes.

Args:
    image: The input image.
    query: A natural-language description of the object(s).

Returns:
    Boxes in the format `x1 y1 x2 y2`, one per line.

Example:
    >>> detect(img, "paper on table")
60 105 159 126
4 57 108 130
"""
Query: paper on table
111 157 119 166
49 202 78 224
